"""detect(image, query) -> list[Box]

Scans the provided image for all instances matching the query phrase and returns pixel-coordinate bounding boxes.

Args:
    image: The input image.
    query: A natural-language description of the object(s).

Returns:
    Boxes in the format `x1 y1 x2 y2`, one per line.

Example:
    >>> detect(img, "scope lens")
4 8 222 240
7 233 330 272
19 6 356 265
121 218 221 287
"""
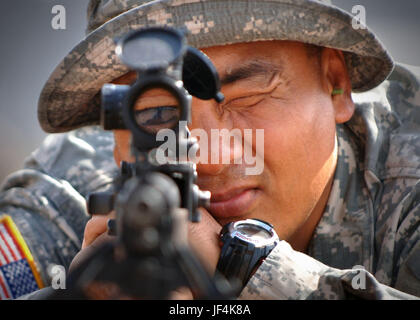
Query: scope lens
118 28 184 70
132 87 180 134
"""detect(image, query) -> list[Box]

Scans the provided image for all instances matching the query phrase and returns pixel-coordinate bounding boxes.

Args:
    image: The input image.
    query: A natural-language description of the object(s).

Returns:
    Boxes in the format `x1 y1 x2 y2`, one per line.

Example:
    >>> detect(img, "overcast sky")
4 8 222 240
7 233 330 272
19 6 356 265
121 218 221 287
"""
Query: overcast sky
0 0 419 182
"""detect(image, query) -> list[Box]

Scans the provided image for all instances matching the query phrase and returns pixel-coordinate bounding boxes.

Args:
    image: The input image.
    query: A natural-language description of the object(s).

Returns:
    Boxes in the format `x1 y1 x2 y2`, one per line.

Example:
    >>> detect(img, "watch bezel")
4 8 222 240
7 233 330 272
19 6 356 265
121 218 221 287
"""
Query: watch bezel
227 219 278 247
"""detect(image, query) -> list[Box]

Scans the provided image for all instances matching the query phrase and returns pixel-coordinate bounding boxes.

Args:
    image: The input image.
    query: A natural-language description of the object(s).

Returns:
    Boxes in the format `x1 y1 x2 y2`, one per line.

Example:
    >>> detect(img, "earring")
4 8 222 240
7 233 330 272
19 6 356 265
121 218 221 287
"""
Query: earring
332 88 344 95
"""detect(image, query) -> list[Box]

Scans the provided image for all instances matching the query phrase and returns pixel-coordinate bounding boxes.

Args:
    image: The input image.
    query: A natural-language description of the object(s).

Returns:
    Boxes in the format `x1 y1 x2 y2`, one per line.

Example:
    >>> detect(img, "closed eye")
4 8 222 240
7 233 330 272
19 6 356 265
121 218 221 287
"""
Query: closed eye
224 94 266 109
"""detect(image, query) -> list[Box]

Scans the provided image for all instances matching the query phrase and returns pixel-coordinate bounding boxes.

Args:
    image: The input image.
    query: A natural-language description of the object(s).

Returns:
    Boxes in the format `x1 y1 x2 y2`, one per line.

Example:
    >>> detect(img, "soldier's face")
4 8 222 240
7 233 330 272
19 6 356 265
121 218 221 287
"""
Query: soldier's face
113 40 354 251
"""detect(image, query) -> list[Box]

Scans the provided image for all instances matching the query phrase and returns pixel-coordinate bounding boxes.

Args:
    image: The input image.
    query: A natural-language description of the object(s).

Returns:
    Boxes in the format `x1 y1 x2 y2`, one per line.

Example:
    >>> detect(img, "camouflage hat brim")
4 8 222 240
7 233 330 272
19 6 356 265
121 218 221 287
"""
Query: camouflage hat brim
38 0 394 133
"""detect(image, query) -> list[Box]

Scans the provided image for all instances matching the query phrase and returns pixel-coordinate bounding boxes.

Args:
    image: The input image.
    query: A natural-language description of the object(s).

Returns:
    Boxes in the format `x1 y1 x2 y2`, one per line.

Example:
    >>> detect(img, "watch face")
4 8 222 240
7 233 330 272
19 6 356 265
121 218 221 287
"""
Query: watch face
236 223 272 241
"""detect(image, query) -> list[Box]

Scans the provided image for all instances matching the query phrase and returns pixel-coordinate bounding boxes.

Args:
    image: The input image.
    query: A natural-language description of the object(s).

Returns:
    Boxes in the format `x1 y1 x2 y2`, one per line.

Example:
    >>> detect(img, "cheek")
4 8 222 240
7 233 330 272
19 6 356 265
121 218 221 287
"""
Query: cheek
250 96 337 198
249 98 337 235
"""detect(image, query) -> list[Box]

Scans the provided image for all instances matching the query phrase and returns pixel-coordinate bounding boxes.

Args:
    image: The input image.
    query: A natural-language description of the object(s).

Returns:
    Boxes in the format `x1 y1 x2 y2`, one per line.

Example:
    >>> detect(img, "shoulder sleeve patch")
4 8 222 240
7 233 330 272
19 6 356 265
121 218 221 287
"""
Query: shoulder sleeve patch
0 215 44 299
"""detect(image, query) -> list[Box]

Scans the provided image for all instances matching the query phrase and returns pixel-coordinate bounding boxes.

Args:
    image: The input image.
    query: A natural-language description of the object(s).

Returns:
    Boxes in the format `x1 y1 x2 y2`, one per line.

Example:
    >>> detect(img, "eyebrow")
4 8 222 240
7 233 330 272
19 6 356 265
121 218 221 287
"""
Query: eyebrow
219 60 283 86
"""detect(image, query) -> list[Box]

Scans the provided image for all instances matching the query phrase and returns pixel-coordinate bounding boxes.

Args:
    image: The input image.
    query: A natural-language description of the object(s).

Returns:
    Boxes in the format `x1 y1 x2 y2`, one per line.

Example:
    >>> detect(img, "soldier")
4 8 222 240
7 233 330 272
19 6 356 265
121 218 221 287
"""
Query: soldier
0 0 419 299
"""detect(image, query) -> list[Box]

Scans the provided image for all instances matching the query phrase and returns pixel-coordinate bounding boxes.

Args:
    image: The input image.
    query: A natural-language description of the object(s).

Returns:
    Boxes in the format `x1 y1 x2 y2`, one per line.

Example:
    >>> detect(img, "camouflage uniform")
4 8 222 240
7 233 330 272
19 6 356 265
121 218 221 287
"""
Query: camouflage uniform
1 64 419 299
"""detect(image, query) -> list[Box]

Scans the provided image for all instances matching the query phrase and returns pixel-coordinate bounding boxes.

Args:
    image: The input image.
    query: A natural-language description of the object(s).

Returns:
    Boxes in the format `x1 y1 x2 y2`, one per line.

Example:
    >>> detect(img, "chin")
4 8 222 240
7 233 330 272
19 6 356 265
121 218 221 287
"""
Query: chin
214 215 249 227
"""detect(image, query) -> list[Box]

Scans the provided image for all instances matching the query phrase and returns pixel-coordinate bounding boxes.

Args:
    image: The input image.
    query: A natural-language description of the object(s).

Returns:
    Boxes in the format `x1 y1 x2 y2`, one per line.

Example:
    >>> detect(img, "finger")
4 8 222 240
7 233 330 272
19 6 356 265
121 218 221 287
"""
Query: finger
169 287 194 300
199 208 222 230
70 232 114 274
82 211 115 249
188 208 221 243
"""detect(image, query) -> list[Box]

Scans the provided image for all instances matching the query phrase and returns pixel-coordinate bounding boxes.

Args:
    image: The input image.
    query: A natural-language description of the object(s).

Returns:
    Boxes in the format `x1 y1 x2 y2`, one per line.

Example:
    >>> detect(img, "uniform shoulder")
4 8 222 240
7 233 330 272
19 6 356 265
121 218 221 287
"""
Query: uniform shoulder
23 126 118 197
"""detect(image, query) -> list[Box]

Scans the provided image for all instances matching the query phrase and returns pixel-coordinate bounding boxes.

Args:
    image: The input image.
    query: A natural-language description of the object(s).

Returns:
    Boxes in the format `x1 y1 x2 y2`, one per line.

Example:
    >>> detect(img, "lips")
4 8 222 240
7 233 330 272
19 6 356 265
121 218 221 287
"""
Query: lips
209 187 261 219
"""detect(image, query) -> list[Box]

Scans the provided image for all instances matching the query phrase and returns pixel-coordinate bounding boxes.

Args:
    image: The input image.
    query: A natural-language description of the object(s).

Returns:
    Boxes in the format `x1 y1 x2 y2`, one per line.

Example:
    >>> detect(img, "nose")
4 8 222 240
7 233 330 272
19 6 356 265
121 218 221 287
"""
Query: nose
189 97 241 177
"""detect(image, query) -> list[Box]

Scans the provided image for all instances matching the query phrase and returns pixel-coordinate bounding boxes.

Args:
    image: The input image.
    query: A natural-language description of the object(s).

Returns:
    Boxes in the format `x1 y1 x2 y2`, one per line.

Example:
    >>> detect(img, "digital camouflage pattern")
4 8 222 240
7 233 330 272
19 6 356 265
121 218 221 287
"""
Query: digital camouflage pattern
38 0 394 133
1 64 419 299
0 127 118 291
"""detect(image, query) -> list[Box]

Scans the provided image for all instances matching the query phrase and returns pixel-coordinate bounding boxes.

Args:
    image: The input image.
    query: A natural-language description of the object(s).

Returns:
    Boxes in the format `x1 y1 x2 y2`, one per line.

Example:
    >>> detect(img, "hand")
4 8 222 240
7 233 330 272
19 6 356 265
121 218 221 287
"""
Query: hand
187 208 222 274
169 208 222 299
69 212 115 274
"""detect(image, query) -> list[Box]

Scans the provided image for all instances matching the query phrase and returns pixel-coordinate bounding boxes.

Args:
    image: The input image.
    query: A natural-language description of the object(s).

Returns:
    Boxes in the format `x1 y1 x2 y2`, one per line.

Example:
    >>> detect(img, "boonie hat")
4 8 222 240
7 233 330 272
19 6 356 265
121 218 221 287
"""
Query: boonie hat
38 0 394 133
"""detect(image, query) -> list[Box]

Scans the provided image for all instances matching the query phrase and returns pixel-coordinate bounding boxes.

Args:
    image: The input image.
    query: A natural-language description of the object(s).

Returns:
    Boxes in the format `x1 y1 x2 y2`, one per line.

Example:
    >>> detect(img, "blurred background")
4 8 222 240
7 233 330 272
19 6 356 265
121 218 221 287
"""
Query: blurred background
0 0 419 182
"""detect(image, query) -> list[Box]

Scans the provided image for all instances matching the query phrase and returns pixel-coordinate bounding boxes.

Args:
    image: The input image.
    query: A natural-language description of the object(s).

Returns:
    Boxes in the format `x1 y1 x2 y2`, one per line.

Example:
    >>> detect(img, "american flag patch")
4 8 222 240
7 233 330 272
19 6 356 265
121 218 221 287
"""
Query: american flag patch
0 215 44 299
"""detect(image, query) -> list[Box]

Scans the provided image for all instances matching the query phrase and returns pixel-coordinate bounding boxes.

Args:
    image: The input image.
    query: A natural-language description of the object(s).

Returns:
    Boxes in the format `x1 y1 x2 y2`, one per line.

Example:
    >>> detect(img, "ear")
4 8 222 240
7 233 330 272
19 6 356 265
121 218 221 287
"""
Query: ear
320 48 355 124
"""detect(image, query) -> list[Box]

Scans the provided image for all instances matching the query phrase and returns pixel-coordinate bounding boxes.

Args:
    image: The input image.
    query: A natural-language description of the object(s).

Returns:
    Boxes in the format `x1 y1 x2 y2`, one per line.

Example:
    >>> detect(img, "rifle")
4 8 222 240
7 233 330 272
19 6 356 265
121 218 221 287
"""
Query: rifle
48 26 232 299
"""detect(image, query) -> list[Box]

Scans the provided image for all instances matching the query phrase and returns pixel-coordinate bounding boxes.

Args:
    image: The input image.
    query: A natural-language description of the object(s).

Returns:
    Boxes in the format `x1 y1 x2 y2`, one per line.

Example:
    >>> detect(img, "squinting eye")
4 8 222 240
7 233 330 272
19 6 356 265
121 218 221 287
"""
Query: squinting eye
225 95 265 109
134 106 179 133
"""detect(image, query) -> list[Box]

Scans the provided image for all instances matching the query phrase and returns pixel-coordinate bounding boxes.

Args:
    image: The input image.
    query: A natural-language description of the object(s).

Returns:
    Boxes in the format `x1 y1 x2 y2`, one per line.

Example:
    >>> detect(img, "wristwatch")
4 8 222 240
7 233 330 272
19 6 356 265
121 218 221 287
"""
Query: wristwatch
216 219 279 294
